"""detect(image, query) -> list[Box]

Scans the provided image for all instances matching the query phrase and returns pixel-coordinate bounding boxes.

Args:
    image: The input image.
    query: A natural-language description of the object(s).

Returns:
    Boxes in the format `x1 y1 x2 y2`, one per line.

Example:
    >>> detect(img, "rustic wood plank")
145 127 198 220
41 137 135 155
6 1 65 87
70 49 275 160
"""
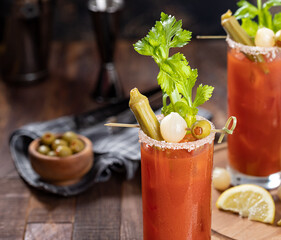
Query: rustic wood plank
73 177 122 240
27 191 75 223
120 170 142 240
24 223 72 240
0 179 30 240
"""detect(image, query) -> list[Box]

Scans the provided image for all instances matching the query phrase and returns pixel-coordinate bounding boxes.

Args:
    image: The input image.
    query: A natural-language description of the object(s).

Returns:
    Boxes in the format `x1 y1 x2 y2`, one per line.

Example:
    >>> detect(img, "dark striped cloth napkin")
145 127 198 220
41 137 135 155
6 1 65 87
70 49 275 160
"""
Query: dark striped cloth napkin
9 99 141 196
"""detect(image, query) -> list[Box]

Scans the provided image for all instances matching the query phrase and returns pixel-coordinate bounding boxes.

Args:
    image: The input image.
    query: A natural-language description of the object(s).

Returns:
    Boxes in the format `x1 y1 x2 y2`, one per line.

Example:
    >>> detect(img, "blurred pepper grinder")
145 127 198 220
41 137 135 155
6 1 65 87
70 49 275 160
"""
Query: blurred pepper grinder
88 0 124 103
0 0 54 85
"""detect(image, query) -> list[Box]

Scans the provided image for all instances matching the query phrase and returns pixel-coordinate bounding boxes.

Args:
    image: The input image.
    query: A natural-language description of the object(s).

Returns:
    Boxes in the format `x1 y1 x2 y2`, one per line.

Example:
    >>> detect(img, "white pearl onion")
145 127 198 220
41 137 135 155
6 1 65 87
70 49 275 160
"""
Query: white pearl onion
212 167 231 191
255 27 275 47
160 112 187 143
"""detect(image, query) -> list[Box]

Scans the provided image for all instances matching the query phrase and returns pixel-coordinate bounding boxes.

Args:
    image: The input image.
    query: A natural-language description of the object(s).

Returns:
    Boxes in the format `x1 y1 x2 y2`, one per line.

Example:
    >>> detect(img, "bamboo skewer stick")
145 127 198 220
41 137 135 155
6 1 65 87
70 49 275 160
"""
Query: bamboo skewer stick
104 123 140 128
105 123 226 133
196 35 226 39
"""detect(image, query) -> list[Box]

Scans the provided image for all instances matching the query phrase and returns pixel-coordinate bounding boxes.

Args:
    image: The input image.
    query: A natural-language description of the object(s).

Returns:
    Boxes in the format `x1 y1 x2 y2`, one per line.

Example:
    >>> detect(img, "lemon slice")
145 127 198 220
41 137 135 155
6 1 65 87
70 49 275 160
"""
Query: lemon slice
216 184 275 224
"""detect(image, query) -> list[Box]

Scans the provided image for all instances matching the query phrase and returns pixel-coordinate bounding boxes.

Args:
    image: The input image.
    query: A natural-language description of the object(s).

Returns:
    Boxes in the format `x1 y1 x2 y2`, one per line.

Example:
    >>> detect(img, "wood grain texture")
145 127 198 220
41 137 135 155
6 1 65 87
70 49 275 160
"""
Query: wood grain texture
24 223 73 240
120 169 143 240
73 177 122 240
27 191 75 223
211 230 235 240
0 179 30 240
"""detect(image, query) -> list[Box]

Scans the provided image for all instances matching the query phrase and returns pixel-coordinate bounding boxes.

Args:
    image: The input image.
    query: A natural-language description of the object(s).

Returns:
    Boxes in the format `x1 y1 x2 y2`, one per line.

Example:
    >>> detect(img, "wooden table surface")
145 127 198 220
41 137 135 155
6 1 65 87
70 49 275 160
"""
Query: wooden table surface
0 39 233 240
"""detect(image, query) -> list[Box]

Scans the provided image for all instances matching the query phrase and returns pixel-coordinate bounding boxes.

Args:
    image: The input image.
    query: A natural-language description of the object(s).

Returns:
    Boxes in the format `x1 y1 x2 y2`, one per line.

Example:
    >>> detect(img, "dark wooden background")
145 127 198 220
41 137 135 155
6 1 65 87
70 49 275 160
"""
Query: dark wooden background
0 0 239 43
50 0 237 40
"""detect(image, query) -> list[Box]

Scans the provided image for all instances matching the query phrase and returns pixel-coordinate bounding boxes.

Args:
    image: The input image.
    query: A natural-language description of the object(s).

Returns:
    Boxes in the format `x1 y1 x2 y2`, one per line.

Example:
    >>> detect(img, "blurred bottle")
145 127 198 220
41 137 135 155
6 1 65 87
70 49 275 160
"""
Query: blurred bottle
0 0 54 85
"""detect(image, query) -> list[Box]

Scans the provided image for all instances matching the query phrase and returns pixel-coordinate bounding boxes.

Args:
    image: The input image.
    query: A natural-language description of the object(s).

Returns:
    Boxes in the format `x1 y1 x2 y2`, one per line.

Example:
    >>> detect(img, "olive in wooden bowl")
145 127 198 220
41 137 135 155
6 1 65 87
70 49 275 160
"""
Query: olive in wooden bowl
28 132 93 186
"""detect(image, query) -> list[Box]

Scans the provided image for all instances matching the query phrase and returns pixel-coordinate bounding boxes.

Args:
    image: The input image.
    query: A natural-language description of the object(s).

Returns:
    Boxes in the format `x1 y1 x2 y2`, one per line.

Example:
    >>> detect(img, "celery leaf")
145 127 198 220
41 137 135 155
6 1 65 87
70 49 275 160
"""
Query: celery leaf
234 0 281 33
133 13 214 127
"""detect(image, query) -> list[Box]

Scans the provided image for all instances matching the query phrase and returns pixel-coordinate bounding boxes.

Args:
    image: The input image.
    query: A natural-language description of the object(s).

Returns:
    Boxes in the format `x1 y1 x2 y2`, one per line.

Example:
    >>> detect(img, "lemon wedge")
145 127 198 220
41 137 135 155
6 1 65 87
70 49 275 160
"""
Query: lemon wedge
216 184 275 224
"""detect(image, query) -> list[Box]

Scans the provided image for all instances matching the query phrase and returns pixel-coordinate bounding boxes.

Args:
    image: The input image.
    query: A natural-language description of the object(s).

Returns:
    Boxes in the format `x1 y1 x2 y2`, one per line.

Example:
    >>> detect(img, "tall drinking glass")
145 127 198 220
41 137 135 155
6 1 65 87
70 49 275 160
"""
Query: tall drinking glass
226 37 281 189
139 116 215 240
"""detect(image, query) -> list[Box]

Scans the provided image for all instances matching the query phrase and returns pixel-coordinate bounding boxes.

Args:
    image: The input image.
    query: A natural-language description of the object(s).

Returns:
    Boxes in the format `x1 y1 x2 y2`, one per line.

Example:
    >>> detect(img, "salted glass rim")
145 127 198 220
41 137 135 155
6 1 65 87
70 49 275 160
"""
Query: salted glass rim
226 36 281 59
139 115 215 152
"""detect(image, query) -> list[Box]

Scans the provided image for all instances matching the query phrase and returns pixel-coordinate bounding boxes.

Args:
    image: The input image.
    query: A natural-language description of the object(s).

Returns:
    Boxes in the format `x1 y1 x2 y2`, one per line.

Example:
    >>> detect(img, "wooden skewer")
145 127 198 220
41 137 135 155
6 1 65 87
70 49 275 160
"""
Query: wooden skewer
104 123 140 128
104 122 225 133
196 35 226 39
211 129 225 133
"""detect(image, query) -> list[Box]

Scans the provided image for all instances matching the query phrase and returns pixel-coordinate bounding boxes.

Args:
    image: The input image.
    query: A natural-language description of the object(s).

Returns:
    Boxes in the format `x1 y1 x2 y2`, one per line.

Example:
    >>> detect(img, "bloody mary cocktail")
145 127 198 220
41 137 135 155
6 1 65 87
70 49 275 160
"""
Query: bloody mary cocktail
227 37 281 186
139 117 215 240
130 12 218 239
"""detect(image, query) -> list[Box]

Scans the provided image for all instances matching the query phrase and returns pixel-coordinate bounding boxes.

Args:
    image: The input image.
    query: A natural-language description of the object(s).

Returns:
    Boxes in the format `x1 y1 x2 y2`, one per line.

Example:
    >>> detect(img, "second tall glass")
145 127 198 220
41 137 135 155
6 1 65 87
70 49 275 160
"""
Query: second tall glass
226 37 281 189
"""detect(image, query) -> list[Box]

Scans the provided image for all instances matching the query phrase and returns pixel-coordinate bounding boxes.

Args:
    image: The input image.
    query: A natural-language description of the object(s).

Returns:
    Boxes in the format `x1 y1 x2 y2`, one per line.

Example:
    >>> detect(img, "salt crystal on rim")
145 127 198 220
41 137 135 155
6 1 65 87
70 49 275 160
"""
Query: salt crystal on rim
226 36 281 62
139 115 215 152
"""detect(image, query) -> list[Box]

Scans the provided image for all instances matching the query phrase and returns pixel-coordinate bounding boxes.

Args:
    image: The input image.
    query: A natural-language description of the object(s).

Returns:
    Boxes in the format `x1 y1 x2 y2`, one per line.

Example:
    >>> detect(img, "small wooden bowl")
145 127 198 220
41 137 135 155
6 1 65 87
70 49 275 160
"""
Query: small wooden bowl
28 135 94 186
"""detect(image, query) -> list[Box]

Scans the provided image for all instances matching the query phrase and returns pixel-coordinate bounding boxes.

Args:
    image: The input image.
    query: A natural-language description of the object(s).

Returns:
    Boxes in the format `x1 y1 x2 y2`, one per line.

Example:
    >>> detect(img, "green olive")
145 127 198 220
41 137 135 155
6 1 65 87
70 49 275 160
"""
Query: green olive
62 131 78 143
55 145 72 157
51 139 68 151
70 138 85 153
47 151 56 157
37 145 51 155
41 132 56 145
191 120 211 139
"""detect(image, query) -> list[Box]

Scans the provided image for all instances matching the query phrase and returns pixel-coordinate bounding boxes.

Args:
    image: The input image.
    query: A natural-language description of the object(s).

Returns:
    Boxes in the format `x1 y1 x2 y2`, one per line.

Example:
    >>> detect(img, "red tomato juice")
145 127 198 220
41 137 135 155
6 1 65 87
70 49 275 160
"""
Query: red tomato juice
227 47 281 176
140 137 214 240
